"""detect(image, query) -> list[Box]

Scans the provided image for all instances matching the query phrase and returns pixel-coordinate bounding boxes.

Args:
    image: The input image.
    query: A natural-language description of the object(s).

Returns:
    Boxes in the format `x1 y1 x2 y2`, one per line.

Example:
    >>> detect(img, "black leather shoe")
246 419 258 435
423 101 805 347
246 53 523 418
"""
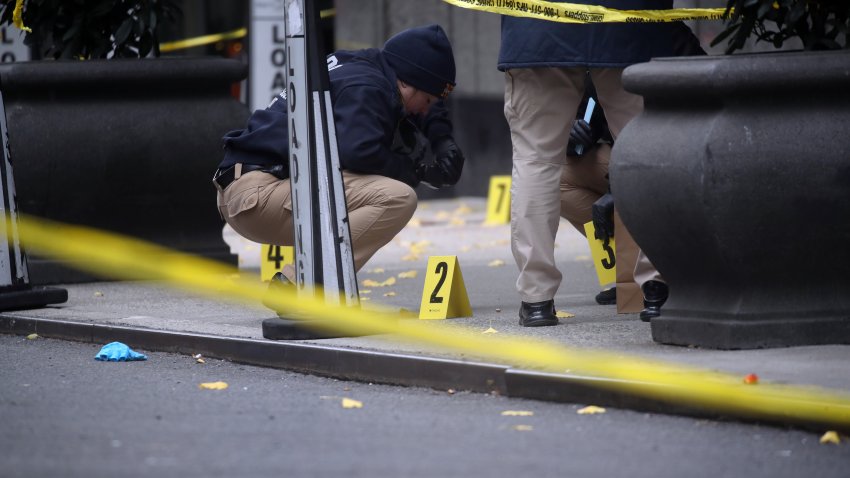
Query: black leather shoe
639 280 668 322
519 300 558 327
595 287 616 305
262 272 293 312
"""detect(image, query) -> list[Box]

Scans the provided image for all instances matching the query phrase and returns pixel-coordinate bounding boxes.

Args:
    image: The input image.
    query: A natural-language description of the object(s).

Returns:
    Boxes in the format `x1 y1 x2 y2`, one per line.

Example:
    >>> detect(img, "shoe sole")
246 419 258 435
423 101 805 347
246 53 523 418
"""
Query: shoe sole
639 312 659 322
518 317 559 327
595 298 616 305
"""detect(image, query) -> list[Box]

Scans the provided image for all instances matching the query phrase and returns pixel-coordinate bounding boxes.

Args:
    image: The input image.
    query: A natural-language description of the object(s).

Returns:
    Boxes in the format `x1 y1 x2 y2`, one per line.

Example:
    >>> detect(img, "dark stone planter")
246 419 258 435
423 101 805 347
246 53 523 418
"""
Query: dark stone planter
0 57 250 284
612 50 850 349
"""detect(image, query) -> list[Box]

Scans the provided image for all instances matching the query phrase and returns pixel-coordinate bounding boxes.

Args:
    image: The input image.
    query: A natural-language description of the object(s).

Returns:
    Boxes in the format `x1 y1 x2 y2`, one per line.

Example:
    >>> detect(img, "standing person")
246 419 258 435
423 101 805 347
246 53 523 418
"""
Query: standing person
561 74 616 305
214 24 465 281
499 1 684 327
590 21 707 322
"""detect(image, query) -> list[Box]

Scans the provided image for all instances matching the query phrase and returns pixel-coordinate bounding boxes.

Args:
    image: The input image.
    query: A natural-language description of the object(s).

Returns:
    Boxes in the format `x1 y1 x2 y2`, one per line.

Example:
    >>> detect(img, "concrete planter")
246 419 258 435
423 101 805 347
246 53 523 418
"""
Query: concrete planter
612 50 850 349
0 57 250 283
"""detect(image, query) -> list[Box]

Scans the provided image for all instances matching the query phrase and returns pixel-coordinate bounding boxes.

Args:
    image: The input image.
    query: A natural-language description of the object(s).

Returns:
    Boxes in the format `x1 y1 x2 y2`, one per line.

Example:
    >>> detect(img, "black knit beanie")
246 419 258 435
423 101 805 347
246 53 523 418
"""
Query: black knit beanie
383 24 456 99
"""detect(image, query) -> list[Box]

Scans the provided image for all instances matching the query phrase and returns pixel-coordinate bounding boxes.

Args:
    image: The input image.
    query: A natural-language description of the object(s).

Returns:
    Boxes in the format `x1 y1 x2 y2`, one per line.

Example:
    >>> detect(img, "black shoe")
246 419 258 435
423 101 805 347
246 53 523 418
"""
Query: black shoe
262 272 293 311
519 300 558 327
639 280 668 322
595 287 616 305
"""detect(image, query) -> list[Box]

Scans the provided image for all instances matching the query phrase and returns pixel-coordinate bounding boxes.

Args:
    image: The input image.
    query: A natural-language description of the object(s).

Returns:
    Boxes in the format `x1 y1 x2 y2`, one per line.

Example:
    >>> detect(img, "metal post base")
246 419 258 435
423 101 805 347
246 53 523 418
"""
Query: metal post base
0 286 68 311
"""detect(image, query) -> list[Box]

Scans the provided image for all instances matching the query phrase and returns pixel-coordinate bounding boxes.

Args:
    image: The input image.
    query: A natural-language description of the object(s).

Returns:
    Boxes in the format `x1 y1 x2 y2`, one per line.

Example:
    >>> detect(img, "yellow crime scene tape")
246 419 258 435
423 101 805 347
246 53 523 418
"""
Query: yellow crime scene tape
160 28 247 53
442 0 728 23
159 9 336 53
10 214 850 429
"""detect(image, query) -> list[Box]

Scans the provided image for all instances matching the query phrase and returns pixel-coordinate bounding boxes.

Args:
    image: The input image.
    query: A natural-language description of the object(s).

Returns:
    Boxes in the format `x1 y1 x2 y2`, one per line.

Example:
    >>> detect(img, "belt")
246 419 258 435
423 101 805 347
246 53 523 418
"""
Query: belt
213 163 268 191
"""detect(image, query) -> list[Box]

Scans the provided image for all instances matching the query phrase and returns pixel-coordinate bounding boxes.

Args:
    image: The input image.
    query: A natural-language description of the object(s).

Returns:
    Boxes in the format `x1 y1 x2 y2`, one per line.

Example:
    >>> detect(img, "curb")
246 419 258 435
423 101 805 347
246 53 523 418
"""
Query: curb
0 314 838 433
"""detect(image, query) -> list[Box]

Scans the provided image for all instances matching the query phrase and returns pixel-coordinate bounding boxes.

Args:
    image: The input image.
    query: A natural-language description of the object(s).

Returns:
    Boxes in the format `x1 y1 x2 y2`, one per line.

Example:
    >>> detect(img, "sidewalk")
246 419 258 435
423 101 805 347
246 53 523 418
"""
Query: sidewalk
2 197 849 431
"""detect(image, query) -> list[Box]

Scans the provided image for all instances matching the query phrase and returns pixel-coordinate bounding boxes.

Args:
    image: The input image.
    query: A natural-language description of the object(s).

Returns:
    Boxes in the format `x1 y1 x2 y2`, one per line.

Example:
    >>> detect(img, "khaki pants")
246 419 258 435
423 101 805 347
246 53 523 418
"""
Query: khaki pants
560 144 610 232
504 67 643 304
634 249 663 287
217 170 417 272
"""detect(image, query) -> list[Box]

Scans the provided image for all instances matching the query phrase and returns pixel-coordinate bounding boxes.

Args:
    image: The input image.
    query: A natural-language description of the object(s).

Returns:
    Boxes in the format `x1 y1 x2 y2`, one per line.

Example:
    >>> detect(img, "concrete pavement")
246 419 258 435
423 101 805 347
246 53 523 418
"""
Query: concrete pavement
2 197 849 432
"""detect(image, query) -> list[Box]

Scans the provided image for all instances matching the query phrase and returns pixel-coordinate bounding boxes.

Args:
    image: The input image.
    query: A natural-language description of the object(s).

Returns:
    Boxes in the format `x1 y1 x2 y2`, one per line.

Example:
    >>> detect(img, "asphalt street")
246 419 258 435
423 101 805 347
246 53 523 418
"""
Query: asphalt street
1 334 848 478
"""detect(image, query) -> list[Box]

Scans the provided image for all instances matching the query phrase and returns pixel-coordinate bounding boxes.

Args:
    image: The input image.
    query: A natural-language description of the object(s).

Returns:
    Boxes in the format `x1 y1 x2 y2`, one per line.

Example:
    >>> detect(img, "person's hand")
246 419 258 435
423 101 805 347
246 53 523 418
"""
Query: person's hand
418 136 465 189
569 119 594 150
392 118 428 166
591 192 615 241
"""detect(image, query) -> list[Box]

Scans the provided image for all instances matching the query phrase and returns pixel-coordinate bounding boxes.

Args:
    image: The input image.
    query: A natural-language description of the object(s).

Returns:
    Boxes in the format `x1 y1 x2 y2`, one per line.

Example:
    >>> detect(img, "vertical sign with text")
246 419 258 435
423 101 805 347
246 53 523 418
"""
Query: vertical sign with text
0 17 30 64
249 0 287 112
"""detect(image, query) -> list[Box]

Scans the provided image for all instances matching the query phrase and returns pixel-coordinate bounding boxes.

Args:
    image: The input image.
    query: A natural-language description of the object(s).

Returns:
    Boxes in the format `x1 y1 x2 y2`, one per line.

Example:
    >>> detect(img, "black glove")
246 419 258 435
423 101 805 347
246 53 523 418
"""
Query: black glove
569 119 594 151
417 136 465 189
591 192 615 241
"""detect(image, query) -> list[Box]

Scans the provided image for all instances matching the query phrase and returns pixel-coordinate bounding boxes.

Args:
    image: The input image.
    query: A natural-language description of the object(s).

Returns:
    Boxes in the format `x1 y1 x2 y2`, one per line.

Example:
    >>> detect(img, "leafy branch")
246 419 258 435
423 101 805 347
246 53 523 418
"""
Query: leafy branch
0 0 182 59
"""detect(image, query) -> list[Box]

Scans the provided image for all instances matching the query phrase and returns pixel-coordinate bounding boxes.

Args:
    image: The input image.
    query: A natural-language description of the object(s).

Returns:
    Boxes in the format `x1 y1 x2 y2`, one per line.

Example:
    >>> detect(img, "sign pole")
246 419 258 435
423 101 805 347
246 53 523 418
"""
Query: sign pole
0 91 67 310
262 0 360 340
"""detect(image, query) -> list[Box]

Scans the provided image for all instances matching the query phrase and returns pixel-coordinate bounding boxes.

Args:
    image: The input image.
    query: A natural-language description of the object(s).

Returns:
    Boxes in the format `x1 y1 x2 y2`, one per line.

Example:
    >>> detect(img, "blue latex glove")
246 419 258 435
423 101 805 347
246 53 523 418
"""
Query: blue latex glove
95 342 147 362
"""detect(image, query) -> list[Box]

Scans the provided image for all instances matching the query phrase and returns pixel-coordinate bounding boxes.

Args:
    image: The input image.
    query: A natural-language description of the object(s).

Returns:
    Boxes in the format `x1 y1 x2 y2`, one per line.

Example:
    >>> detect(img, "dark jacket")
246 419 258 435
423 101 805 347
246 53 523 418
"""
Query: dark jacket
219 48 452 187
498 0 682 70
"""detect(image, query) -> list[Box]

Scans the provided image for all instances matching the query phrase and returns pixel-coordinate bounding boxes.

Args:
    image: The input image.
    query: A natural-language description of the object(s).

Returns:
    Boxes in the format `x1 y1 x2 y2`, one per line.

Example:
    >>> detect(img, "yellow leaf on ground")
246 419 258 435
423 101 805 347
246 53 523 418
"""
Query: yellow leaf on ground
512 425 534 431
199 381 228 390
362 277 396 287
436 211 451 220
407 218 422 227
820 431 841 444
401 254 419 262
449 218 466 226
26 333 38 340
361 297 371 301
488 260 505 267
501 410 534 416
556 311 575 319
368 268 385 274
383 292 396 297
398 270 418 279
360 289 372 294
482 327 499 334
577 406 606 415
94 291 104 297
453 204 473 215
342 398 363 409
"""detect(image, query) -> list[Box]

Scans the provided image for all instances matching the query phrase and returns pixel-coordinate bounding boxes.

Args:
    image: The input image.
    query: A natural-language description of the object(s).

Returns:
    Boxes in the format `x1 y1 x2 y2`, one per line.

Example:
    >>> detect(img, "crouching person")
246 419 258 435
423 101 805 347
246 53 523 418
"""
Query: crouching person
213 24 465 283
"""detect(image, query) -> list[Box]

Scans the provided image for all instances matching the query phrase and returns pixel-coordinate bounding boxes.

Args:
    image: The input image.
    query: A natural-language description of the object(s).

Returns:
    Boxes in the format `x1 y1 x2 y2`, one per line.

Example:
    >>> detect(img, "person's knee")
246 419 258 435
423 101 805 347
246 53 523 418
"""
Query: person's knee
386 182 418 224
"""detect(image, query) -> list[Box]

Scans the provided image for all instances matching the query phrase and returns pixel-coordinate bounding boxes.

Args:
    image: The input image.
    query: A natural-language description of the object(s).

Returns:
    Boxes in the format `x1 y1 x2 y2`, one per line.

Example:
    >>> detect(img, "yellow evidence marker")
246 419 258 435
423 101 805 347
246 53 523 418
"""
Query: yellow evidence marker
419 256 473 319
484 175 511 225
583 221 616 287
260 244 294 282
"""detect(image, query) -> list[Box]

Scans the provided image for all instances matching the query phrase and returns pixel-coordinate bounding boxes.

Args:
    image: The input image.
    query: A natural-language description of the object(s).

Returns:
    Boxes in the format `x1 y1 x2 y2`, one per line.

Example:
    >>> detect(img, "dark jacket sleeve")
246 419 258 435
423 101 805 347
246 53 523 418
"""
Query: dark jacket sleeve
421 100 453 142
333 84 419 187
219 95 290 171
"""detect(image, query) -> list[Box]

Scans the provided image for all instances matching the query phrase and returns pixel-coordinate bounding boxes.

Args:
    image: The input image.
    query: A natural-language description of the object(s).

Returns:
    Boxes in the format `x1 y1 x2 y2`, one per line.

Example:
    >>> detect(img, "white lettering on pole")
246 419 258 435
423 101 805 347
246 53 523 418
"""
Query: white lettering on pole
249 0 286 111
